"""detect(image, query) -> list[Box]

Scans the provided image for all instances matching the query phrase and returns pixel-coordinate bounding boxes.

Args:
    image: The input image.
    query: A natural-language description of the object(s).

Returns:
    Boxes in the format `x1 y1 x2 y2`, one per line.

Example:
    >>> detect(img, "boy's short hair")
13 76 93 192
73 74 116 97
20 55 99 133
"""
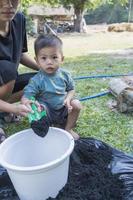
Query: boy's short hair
34 34 63 56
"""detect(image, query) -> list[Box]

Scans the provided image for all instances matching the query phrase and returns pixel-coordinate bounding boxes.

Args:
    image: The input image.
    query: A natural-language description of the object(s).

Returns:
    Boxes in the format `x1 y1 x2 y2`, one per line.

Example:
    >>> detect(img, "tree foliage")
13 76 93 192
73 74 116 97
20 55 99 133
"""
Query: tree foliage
22 0 128 12
59 0 109 32
85 3 128 24
21 0 33 14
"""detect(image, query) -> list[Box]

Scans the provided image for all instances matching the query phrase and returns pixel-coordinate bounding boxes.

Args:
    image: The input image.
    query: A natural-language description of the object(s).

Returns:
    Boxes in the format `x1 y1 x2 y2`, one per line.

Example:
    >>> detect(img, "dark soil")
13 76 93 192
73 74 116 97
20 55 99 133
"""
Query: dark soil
31 115 50 137
48 138 124 200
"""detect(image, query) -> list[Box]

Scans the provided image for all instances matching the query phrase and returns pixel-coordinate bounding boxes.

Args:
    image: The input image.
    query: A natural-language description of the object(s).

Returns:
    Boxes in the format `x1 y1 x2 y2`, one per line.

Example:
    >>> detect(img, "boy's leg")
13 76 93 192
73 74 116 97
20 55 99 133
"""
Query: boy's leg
65 99 82 140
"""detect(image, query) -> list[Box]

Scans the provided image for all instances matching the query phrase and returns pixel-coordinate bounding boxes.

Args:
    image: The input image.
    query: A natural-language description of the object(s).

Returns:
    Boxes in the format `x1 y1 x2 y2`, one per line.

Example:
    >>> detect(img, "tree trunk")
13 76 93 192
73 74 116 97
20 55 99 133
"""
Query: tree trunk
74 8 84 33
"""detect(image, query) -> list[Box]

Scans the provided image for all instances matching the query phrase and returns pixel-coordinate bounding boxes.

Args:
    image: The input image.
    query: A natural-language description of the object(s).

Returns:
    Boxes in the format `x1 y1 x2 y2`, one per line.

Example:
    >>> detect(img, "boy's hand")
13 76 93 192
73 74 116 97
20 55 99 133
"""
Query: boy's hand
21 97 41 112
64 98 73 113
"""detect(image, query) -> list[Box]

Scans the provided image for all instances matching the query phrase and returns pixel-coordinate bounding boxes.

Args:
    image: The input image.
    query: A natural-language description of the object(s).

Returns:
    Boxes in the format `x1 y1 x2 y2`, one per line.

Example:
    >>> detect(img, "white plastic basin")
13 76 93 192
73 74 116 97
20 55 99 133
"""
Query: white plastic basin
0 127 74 200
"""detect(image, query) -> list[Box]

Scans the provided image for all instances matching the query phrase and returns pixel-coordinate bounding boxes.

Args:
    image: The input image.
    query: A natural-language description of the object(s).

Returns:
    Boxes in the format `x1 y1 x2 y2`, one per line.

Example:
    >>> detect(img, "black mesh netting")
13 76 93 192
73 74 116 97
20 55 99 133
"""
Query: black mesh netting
31 115 50 137
0 138 133 200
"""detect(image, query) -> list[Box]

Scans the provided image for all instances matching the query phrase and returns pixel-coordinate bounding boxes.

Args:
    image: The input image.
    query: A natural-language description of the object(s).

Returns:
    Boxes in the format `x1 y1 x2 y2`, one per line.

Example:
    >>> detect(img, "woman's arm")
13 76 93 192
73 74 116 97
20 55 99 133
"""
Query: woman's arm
20 53 39 71
0 99 31 116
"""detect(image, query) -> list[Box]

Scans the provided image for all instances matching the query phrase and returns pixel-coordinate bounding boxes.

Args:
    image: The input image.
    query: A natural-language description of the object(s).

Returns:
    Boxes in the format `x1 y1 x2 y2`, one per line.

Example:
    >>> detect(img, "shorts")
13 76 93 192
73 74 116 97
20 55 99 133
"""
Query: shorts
46 105 68 128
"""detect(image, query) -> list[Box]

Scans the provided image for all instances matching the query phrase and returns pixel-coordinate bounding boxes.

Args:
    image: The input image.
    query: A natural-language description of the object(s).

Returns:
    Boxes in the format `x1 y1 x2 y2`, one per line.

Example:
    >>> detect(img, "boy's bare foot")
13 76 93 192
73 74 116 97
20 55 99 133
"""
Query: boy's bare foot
68 130 80 140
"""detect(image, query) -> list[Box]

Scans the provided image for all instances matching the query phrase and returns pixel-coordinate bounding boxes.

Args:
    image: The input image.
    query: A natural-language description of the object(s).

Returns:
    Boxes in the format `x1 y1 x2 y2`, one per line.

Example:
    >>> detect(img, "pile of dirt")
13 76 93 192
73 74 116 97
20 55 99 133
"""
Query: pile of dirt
48 138 124 200
108 23 133 32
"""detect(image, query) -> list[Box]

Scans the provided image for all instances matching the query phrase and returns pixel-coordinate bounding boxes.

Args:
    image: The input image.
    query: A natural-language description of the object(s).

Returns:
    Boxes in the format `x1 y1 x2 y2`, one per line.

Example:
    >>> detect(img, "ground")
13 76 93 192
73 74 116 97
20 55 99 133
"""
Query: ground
28 24 133 58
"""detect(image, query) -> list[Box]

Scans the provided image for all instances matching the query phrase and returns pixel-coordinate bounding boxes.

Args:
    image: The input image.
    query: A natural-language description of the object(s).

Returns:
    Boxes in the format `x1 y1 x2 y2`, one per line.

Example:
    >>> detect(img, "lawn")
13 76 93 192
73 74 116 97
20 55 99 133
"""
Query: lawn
6 30 133 153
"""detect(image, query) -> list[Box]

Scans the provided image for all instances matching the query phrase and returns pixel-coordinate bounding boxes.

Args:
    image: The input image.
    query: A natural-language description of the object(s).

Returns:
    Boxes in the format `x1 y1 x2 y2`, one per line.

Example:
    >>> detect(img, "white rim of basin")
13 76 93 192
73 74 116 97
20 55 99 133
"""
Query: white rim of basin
0 128 74 173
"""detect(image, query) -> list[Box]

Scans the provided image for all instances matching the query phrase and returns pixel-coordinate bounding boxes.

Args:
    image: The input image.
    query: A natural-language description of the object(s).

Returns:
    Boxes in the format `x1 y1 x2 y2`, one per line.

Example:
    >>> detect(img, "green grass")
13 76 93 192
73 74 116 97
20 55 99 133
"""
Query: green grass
64 55 133 153
6 30 133 152
6 53 133 153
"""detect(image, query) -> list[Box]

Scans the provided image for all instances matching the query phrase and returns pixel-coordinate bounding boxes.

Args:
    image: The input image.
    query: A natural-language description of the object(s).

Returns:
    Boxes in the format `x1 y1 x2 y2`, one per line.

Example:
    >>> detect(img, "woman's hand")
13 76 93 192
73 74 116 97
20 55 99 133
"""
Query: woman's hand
13 104 32 117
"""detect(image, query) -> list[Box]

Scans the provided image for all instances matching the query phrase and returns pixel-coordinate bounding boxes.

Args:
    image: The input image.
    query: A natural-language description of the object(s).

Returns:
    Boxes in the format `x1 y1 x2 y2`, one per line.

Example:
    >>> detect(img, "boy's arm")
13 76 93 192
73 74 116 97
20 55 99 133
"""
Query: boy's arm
64 71 75 111
65 90 75 100
64 90 75 112
21 74 42 112
21 96 41 112
22 74 39 101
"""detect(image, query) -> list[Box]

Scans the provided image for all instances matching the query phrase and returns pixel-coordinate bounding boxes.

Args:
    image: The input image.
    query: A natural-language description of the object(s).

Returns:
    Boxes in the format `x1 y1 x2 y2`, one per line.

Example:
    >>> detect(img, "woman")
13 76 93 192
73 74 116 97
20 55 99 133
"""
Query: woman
0 0 38 142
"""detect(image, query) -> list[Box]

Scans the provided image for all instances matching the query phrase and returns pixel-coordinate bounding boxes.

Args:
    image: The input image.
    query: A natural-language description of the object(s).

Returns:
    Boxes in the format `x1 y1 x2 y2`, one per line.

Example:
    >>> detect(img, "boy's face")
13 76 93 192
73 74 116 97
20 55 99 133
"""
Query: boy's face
0 0 20 21
36 46 64 74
